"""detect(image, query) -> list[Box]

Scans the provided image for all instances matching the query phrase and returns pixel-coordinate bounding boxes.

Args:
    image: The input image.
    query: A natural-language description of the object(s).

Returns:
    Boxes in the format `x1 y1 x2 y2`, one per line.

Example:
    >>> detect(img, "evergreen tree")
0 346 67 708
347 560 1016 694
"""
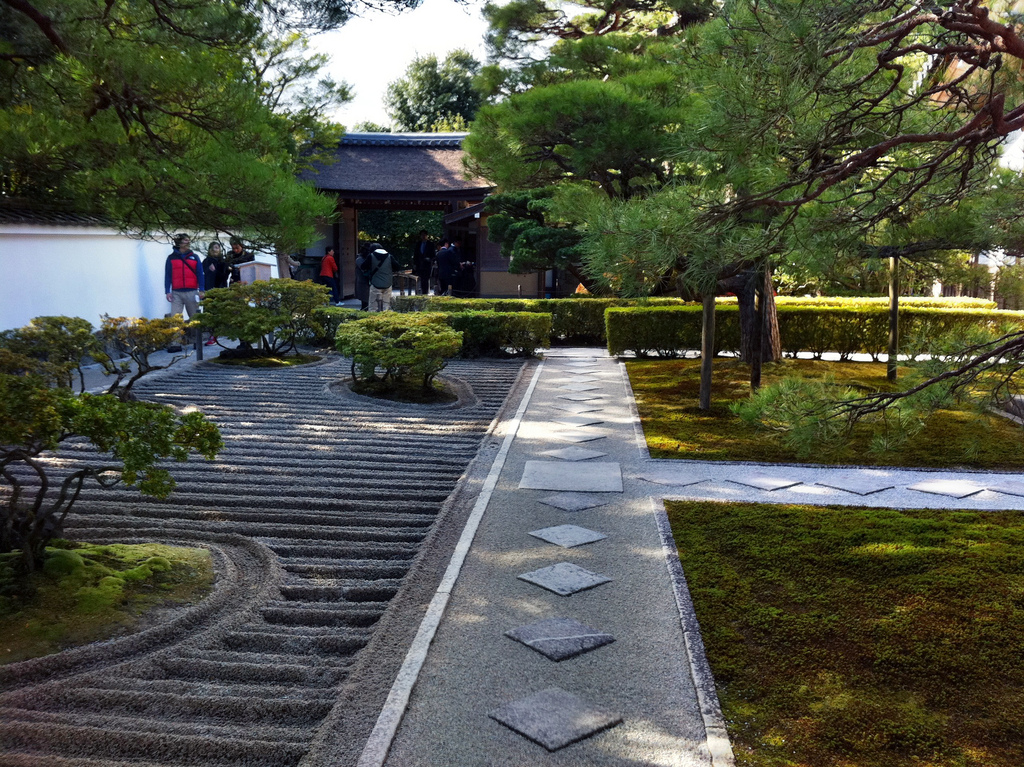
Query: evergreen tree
384 49 483 132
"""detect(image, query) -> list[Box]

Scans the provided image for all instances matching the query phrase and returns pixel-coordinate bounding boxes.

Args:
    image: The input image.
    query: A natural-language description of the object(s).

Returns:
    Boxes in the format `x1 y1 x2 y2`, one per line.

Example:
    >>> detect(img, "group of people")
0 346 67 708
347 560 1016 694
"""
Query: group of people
164 233 251 346
412 230 473 297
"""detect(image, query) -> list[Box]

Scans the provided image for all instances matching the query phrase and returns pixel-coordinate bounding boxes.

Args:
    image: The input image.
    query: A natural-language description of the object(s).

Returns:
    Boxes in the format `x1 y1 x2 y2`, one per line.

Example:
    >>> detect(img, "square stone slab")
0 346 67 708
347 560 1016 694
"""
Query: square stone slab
557 393 603 402
557 383 601 392
538 492 613 512
518 562 613 596
639 469 706 488
489 687 622 751
907 479 986 498
727 475 803 492
552 415 605 427
505 617 615 661
815 476 896 496
552 404 602 414
529 524 607 548
541 446 607 462
554 430 608 444
989 479 1024 498
520 461 623 492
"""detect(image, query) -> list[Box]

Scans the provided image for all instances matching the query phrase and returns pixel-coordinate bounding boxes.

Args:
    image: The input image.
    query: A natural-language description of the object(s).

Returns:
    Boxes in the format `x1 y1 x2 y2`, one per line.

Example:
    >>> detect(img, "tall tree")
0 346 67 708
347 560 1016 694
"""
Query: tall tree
0 0 357 251
384 49 483 132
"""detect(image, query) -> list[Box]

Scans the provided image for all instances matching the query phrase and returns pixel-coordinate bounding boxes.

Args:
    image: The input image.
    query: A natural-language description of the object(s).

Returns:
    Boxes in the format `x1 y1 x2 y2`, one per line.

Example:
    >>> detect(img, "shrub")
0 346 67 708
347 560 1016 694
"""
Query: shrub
606 306 742 357
444 311 551 357
203 280 329 355
335 313 462 389
311 306 364 346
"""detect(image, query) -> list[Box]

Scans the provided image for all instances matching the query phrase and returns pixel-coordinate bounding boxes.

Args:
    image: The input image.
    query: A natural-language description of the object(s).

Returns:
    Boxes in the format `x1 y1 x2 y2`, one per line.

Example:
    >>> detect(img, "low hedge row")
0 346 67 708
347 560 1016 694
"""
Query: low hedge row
607 305 1024 358
392 296 687 345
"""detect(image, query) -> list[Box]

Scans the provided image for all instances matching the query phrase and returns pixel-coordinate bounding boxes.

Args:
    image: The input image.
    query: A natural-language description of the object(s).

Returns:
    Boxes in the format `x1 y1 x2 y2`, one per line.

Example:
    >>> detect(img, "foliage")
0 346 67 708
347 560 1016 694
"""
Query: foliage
444 311 551 357
384 49 483 132
0 0 351 250
626 358 1024 467
669 499 1024 767
335 313 463 389
0 541 213 664
202 280 330 355
311 306 365 346
95 315 194 399
0 316 98 392
350 121 391 132
996 261 1024 310
357 209 444 268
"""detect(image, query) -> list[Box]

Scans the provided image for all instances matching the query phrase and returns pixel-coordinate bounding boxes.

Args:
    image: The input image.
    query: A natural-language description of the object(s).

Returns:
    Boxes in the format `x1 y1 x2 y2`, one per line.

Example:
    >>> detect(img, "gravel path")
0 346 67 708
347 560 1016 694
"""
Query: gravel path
0 355 525 766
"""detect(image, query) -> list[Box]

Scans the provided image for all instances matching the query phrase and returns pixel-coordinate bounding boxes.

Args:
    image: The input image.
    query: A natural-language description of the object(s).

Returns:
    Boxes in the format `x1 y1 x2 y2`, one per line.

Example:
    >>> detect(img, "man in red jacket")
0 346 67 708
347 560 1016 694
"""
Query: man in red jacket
164 233 205 319
319 246 340 304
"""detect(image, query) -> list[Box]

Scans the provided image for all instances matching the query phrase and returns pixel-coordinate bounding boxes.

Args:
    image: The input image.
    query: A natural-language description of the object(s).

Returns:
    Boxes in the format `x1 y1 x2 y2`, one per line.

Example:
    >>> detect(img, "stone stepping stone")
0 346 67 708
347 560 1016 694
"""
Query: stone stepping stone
907 479 986 498
563 376 601 384
529 524 606 548
552 404 602 414
815 476 896 496
518 562 613 596
505 617 615 661
554 429 608 444
538 493 613 512
520 461 623 492
557 383 601 392
988 479 1024 497
638 469 706 488
541 446 607 462
489 687 623 751
727 475 802 492
552 415 605 427
557 393 603 402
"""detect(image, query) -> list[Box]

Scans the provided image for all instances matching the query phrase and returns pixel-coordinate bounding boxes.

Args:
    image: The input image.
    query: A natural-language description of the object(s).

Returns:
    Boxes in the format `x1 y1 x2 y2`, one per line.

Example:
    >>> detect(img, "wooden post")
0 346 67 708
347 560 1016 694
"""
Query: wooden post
888 254 899 382
699 293 716 411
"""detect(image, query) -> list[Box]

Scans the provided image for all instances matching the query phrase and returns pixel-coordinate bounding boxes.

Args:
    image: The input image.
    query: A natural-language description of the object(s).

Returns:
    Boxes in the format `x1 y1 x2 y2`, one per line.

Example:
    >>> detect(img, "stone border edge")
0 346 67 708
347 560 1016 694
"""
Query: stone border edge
619 359 735 767
354 361 546 767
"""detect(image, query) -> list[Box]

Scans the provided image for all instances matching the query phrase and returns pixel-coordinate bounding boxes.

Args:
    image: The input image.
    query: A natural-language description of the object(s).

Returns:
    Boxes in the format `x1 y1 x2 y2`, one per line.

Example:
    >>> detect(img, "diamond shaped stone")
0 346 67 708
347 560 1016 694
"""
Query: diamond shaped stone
552 404 602 414
907 479 985 498
989 480 1024 497
520 461 623 492
557 383 600 392
552 415 605 427
541 446 607 461
505 617 615 661
557 393 602 402
518 562 612 596
639 470 706 488
815 476 896 495
538 493 612 512
727 475 803 491
529 524 606 548
489 687 622 751
554 430 608 443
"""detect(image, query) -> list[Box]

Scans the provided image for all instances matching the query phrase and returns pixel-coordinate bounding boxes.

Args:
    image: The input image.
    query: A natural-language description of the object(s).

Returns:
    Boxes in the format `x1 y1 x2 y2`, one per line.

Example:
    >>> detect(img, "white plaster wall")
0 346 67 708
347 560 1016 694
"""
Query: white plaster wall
0 225 172 331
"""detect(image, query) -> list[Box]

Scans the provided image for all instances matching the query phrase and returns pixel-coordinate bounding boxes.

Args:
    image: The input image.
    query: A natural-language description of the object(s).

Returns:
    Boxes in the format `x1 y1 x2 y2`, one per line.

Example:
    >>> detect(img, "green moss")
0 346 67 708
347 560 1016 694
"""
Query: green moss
668 500 1024 767
628 359 1024 469
0 542 213 664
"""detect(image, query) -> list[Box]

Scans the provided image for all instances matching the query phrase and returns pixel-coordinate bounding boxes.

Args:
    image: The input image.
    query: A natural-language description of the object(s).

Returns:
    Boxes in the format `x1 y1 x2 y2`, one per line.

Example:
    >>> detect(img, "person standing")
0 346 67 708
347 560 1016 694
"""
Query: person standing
367 243 399 312
436 239 460 296
227 238 251 284
355 244 372 311
164 233 205 351
413 230 434 295
202 241 229 346
319 247 340 304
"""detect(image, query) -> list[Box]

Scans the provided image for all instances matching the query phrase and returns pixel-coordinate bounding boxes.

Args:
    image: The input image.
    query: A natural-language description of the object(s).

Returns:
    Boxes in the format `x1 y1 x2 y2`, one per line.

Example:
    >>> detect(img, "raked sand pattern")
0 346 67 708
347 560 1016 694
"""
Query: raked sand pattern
0 355 524 766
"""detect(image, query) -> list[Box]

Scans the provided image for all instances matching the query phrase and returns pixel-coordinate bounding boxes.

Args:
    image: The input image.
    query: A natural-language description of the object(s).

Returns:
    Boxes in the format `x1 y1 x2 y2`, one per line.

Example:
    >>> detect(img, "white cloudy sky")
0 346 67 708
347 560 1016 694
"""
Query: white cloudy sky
309 0 492 129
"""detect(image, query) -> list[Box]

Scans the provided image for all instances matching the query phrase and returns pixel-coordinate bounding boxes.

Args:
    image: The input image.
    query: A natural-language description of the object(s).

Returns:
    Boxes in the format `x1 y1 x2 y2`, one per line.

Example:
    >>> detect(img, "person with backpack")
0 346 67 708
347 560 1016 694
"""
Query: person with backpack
367 243 399 312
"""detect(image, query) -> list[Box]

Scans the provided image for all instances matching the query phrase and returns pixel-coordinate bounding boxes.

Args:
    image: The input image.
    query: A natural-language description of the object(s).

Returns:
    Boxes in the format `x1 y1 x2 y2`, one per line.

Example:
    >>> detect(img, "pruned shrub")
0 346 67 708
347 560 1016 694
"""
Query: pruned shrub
444 311 551 357
335 313 462 389
311 306 364 346
203 280 329 356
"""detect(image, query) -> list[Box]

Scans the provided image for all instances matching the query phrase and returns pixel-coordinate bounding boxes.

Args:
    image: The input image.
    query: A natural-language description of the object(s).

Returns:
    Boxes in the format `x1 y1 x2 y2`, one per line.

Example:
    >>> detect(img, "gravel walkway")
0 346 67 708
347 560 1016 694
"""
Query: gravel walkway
0 355 525 766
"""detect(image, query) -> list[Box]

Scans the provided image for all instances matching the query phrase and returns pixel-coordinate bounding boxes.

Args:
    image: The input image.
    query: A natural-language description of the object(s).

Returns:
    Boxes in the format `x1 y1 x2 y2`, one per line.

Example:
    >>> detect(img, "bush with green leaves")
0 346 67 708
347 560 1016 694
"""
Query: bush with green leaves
444 311 551 357
335 313 463 389
1 317 222 572
310 306 365 346
202 280 330 355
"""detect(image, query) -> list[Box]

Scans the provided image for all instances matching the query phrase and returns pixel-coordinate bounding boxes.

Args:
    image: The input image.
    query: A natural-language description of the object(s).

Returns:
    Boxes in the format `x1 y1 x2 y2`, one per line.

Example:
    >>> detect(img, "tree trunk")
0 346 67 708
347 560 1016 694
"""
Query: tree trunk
888 254 899 382
724 268 780 366
699 293 716 411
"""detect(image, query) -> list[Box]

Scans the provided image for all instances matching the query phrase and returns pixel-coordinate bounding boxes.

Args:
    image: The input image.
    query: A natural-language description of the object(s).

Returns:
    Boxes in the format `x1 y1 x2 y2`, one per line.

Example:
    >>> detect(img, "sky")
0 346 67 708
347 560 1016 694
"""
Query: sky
310 0 492 129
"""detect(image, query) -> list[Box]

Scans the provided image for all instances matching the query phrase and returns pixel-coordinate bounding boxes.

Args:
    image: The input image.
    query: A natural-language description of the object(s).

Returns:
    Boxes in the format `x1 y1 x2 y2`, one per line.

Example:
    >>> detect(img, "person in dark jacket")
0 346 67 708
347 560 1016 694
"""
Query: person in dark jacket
436 239 461 296
412 230 434 295
367 243 399 312
202 241 229 346
226 238 252 284
355 243 372 311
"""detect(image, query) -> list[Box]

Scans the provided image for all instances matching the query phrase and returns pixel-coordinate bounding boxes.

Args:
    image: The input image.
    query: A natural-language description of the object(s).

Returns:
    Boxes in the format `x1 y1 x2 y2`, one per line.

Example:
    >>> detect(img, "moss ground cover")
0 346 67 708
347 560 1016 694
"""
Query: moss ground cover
628 358 1024 468
0 541 213 664
668 499 1024 767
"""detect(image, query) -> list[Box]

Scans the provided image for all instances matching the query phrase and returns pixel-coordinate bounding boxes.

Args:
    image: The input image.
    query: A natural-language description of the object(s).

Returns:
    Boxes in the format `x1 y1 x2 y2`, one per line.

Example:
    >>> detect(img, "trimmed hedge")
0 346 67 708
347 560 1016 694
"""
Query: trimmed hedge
392 296 688 344
444 311 551 358
311 306 364 346
607 305 1024 358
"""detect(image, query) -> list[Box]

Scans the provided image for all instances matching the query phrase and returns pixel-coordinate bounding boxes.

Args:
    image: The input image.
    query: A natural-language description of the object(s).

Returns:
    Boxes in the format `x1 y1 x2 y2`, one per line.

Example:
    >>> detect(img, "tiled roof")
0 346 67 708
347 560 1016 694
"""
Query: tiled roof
302 133 492 195
0 205 110 226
